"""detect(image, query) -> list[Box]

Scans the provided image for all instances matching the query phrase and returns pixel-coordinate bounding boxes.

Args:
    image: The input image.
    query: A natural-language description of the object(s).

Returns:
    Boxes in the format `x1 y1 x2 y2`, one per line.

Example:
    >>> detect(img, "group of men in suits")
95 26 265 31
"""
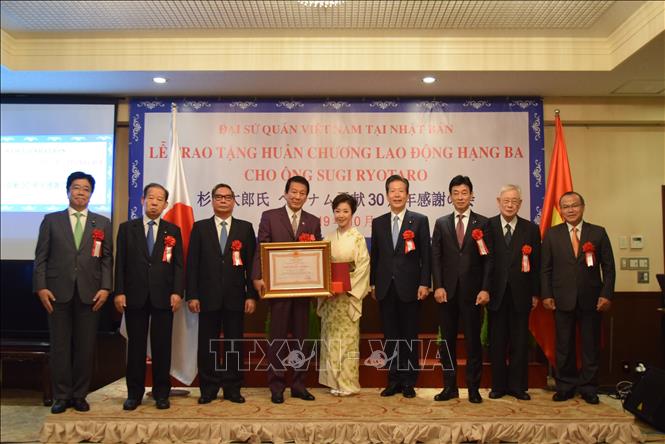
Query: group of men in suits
34 171 614 413
370 174 614 406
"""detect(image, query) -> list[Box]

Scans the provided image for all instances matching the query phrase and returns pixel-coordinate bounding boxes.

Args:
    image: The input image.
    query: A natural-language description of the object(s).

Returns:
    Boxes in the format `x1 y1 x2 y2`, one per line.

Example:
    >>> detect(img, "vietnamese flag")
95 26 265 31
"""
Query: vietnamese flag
162 103 198 385
529 111 572 366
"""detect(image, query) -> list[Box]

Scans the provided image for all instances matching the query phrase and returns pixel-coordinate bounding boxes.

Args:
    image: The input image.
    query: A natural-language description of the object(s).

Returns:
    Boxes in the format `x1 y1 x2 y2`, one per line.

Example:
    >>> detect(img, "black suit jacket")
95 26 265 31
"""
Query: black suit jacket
33 209 113 302
431 210 492 302
488 215 541 312
541 222 615 311
370 210 431 302
187 216 258 312
114 218 184 310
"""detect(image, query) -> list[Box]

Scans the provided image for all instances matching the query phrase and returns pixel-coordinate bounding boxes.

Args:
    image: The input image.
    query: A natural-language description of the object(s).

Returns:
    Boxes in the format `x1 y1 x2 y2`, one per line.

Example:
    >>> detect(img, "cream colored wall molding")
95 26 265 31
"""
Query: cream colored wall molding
607 0 665 66
1 32 620 72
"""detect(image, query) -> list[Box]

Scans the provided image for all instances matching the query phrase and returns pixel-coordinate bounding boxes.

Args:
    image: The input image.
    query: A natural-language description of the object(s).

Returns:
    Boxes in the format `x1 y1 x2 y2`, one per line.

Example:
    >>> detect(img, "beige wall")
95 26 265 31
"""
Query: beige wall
112 97 665 292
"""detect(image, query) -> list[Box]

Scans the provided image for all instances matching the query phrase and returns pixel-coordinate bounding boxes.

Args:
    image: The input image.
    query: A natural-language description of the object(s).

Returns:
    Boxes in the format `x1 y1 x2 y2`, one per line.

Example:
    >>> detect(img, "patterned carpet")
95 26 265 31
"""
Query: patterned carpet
34 379 658 443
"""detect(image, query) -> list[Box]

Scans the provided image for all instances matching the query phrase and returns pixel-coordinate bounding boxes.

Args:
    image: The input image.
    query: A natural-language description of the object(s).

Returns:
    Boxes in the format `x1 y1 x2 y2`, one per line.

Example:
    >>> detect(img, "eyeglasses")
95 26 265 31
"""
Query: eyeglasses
561 203 582 210
70 185 91 193
213 194 234 202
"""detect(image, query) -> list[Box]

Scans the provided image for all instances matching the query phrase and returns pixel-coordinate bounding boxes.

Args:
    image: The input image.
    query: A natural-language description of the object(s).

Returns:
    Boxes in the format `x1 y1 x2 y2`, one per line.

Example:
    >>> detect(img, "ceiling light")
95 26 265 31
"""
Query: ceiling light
422 76 436 84
297 1 344 7
152 76 168 84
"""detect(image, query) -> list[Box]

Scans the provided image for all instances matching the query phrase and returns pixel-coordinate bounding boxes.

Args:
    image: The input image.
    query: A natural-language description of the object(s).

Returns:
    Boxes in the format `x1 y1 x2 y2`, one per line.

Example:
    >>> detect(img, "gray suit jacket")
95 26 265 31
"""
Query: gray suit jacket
541 221 615 311
33 209 113 303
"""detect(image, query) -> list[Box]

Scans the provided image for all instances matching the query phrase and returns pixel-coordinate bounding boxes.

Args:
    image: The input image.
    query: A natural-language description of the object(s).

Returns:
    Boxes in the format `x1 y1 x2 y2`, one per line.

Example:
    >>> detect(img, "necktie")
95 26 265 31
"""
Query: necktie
220 221 228 254
571 227 579 257
505 223 512 246
456 214 465 247
147 220 155 255
392 215 400 249
291 213 298 236
73 212 83 249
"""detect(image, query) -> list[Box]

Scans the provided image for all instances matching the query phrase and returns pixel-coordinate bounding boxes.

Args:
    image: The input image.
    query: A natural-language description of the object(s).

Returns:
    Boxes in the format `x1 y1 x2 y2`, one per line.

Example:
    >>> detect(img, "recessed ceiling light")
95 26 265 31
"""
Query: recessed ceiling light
422 76 436 84
152 76 168 84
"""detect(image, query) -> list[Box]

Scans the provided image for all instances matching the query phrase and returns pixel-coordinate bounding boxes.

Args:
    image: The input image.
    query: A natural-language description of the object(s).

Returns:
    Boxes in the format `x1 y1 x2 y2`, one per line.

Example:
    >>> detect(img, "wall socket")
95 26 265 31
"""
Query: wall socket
620 257 649 270
637 271 649 283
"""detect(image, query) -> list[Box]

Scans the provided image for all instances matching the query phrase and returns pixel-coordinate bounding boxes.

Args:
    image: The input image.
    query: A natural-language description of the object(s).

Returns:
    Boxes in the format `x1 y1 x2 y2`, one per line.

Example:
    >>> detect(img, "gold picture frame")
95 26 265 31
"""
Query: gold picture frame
259 241 332 299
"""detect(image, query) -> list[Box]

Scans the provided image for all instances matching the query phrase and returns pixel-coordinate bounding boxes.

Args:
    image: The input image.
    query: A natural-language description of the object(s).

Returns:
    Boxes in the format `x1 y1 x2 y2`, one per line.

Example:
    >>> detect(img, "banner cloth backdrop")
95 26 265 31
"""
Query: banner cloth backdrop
129 98 545 231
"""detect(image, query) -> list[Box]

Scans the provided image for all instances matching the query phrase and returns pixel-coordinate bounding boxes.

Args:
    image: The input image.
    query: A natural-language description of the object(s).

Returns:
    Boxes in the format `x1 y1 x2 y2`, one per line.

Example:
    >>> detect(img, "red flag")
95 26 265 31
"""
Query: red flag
162 103 198 385
529 112 572 366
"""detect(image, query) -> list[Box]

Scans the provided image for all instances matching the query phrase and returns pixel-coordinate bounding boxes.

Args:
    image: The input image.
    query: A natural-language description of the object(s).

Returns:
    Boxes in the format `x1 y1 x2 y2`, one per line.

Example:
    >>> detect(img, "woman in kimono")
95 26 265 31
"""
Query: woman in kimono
318 193 370 396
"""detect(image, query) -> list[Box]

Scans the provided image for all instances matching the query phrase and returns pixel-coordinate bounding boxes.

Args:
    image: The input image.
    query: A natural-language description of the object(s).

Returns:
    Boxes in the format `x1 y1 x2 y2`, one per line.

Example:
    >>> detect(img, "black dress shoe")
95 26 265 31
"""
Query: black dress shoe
291 389 315 401
509 390 531 401
224 392 246 404
581 393 599 405
402 386 416 398
488 390 506 399
380 384 402 397
468 389 483 404
51 399 69 414
434 387 459 401
155 398 170 409
123 398 141 411
198 395 216 404
552 391 575 402
72 398 90 412
271 392 284 404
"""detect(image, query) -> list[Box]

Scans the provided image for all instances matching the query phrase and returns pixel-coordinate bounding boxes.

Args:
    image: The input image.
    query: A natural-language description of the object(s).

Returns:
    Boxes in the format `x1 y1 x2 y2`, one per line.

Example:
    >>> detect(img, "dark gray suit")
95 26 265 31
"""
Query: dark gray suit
431 211 492 390
370 210 431 387
187 216 257 398
542 221 615 396
488 215 541 393
33 209 113 400
115 218 184 401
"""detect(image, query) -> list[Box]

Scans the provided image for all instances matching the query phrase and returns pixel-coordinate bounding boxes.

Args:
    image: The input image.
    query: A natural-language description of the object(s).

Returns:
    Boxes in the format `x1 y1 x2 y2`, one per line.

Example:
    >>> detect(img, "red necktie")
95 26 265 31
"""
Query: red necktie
456 214 465 247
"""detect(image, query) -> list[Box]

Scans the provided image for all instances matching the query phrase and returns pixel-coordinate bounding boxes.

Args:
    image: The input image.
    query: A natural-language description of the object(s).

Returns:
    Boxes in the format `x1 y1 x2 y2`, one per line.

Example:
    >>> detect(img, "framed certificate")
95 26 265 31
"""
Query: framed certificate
260 241 332 299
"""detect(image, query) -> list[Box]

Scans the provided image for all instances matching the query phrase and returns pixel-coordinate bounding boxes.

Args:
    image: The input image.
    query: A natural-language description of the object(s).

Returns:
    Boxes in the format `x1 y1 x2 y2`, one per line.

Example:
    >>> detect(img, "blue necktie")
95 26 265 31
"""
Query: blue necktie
220 221 228 254
147 220 155 255
392 215 399 249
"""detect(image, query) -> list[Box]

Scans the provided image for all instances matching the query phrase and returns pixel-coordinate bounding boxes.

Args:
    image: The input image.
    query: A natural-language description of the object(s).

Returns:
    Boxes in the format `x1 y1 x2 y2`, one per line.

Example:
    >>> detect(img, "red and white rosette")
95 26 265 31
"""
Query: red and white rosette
231 240 243 266
299 232 315 242
91 229 104 257
521 244 532 272
403 229 416 253
163 235 176 263
582 241 595 267
471 228 489 256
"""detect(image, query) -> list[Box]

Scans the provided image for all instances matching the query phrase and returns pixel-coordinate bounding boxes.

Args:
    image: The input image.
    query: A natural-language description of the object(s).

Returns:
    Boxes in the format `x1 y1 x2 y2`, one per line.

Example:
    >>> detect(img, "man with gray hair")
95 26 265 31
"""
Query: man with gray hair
487 184 541 400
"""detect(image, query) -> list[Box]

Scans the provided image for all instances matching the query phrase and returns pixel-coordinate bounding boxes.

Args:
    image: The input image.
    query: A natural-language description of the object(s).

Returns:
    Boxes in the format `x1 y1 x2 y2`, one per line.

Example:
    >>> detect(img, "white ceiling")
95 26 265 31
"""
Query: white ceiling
1 0 663 97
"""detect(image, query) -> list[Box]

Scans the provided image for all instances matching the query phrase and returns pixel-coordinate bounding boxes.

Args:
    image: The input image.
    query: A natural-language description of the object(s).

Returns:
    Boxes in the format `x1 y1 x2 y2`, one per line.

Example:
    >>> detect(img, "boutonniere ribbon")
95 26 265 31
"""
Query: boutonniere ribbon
471 228 489 256
231 240 243 266
582 241 595 267
403 230 416 253
163 235 176 263
521 244 532 272
91 229 104 257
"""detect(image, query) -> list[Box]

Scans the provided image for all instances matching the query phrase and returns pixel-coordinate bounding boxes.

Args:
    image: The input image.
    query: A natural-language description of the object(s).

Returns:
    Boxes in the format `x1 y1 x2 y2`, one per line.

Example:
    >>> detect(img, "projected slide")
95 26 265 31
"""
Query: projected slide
1 135 113 212
0 101 116 260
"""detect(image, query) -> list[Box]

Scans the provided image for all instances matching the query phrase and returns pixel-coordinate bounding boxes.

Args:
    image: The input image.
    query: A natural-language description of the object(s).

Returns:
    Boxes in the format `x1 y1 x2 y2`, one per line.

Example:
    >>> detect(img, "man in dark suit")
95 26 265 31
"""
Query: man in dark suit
431 175 492 404
370 175 431 398
114 182 184 410
542 191 615 404
487 184 541 401
33 171 113 414
252 176 322 404
188 183 257 404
